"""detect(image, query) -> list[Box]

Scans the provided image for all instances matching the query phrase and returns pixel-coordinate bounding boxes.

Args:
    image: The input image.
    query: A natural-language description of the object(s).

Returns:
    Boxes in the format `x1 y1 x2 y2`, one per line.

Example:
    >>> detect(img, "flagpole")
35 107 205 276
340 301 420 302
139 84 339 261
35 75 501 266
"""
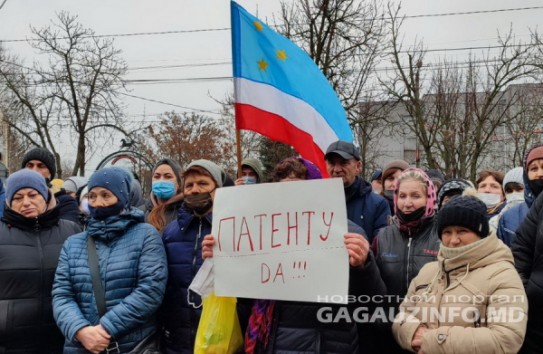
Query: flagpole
231 1 243 178
235 125 243 178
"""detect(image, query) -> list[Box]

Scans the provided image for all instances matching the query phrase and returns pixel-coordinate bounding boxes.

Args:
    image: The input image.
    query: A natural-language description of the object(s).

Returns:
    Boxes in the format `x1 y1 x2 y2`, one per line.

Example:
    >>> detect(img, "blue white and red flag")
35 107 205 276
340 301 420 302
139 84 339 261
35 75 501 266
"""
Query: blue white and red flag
231 1 353 176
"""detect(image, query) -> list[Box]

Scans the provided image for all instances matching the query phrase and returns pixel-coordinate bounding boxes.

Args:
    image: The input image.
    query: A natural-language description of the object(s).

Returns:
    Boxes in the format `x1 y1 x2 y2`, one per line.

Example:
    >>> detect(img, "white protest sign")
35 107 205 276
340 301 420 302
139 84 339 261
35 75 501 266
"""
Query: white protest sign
212 178 349 304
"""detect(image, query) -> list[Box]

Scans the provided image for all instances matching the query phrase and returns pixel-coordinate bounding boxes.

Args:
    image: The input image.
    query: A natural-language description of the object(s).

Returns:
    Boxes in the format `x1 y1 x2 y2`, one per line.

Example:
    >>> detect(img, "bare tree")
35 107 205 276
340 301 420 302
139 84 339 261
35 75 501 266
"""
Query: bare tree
0 11 129 177
381 4 539 180
277 0 388 162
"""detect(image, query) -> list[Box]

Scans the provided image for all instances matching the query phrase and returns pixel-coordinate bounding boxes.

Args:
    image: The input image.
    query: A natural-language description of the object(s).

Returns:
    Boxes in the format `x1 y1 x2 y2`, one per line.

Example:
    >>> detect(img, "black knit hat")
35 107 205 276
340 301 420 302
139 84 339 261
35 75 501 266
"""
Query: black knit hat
21 147 56 178
437 195 489 239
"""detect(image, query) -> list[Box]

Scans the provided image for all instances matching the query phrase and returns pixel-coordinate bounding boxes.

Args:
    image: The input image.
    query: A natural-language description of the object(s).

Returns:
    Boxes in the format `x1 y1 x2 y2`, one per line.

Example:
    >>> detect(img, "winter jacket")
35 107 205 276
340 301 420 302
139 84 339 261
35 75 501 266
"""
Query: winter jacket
141 194 183 233
373 216 440 304
0 178 5 218
55 189 82 224
0 202 81 354
497 202 529 246
394 234 527 354
345 176 391 243
52 208 168 354
251 254 385 354
160 205 211 354
497 151 542 247
242 222 386 354
372 216 440 354
512 190 543 353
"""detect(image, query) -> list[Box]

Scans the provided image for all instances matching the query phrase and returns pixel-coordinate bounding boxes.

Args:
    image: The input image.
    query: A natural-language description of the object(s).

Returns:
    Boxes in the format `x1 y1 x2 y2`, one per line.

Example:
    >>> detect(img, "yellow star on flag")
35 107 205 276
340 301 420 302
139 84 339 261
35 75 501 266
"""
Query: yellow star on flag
254 21 263 31
276 50 287 61
257 58 269 71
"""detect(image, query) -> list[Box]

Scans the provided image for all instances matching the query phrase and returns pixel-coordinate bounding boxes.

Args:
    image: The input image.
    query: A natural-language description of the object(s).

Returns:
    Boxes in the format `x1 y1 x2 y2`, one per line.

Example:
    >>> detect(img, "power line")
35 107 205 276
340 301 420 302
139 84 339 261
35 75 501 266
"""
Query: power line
2 5 542 43
125 77 231 84
128 61 230 71
404 6 543 19
119 92 223 116
0 27 230 43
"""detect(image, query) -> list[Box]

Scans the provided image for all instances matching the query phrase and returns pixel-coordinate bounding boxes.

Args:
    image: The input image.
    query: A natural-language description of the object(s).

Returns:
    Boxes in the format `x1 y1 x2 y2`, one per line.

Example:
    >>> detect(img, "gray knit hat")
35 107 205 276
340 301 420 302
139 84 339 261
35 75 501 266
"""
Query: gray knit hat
62 176 89 194
503 167 524 190
6 169 49 206
186 159 223 188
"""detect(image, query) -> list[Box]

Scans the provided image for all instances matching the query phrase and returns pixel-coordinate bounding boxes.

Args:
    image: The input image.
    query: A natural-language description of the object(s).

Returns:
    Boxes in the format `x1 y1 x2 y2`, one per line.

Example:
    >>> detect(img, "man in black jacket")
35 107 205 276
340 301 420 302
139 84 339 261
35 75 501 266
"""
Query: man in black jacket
21 147 81 223
324 140 390 243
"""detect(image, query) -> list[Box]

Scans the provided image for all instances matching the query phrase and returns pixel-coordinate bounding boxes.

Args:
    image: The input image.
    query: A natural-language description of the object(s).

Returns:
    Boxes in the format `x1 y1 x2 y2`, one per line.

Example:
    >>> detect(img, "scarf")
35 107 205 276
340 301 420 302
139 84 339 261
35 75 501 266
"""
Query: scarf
245 300 276 354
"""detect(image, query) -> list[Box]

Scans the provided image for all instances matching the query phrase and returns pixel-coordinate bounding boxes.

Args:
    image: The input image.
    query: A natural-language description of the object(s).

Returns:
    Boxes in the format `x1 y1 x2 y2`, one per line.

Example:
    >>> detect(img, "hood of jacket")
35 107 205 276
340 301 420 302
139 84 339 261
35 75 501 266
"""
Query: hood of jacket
86 207 145 242
523 143 543 207
438 232 513 274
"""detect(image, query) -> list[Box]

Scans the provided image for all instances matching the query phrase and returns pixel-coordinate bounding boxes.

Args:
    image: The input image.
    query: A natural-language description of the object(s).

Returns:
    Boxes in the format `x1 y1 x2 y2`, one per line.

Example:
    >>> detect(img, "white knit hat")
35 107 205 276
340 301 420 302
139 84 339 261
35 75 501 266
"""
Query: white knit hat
503 167 524 190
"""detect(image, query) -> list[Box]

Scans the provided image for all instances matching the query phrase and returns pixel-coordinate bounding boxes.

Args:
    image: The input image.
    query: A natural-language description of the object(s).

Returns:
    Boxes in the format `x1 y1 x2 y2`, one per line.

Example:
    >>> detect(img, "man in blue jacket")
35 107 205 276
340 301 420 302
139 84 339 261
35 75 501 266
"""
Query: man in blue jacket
325 140 390 243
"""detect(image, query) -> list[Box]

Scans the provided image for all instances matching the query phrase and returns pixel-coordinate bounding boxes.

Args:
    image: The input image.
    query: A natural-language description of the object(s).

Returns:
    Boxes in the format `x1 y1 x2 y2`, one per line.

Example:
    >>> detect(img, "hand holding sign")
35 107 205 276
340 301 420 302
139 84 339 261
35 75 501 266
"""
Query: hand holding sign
344 233 370 268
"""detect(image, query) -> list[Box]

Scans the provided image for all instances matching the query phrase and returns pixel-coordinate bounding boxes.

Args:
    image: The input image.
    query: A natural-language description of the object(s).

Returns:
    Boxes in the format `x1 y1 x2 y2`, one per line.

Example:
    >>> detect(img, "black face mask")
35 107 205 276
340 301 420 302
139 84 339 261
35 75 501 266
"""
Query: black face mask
529 179 543 198
396 206 426 224
383 189 395 200
184 192 213 216
88 201 125 220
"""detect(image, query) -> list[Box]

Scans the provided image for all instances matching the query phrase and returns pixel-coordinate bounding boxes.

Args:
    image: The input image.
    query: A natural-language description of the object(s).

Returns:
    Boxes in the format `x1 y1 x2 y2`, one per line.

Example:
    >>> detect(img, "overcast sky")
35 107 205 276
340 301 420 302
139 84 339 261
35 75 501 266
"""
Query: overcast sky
1 0 542 171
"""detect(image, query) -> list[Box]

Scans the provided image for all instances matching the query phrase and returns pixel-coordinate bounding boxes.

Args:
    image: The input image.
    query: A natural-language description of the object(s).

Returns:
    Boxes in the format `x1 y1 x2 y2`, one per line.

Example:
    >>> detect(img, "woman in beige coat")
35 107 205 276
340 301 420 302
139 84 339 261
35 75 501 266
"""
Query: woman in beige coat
393 195 527 354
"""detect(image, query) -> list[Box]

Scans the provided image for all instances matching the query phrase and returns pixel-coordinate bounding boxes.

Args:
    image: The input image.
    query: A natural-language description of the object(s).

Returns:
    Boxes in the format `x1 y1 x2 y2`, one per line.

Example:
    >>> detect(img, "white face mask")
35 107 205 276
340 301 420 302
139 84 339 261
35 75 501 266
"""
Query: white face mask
506 191 524 204
477 193 501 208
373 189 382 195
187 259 214 307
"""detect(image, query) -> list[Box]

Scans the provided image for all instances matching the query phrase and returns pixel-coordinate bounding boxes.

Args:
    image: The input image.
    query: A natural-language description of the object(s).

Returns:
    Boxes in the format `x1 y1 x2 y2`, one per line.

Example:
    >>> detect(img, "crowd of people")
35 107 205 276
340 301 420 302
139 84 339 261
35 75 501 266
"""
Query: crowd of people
0 141 542 353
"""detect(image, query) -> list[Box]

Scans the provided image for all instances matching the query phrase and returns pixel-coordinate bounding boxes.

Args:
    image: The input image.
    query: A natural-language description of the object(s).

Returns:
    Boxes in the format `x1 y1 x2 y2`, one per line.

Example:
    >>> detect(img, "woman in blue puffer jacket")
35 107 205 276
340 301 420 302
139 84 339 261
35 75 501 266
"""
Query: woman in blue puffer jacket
52 167 168 354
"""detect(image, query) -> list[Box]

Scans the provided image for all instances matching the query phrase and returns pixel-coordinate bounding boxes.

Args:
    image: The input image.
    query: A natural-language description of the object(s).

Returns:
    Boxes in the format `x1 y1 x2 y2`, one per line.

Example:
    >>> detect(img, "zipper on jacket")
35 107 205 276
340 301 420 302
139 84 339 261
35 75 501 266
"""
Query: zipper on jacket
36 233 45 329
191 218 203 272
406 237 412 291
190 218 204 348
33 217 40 232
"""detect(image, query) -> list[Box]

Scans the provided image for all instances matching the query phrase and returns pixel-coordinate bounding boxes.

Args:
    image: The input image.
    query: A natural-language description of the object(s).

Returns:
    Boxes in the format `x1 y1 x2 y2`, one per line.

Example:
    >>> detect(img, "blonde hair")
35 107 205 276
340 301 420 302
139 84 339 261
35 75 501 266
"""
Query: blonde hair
397 169 428 193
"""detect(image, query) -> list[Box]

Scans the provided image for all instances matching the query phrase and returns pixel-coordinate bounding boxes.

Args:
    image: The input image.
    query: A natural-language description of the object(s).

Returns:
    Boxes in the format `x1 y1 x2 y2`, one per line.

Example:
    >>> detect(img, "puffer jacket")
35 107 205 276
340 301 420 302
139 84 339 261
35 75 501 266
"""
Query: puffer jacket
0 202 81 354
345 176 391 242
160 205 211 354
52 208 168 354
394 234 527 354
497 202 529 246
498 147 543 247
512 189 543 353
373 216 440 304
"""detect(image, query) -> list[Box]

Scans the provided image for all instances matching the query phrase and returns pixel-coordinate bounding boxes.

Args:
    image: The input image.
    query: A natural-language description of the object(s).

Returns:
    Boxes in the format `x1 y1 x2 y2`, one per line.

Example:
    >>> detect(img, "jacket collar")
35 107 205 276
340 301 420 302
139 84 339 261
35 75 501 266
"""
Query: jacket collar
86 207 144 242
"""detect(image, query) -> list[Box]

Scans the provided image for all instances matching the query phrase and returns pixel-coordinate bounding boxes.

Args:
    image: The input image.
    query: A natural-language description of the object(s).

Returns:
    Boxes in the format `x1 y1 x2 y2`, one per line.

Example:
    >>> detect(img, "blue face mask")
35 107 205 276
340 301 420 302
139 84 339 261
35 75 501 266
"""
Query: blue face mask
243 176 257 185
152 180 176 199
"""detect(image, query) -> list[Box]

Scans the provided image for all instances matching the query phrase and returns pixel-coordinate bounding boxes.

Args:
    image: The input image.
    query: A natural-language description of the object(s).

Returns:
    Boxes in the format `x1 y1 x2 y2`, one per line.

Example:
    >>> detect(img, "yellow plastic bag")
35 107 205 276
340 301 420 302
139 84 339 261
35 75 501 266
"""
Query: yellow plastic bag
194 292 244 354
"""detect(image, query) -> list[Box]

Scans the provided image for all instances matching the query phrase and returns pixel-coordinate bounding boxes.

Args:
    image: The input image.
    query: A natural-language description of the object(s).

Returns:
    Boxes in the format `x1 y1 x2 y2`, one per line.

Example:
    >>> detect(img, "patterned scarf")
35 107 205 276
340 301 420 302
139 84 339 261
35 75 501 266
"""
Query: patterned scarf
245 300 276 354
392 168 437 234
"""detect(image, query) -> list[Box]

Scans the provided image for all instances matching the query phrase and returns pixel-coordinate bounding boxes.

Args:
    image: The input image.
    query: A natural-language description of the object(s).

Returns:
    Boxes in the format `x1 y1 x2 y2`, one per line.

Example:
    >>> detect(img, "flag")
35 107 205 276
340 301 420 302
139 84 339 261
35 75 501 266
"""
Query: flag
230 1 353 176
